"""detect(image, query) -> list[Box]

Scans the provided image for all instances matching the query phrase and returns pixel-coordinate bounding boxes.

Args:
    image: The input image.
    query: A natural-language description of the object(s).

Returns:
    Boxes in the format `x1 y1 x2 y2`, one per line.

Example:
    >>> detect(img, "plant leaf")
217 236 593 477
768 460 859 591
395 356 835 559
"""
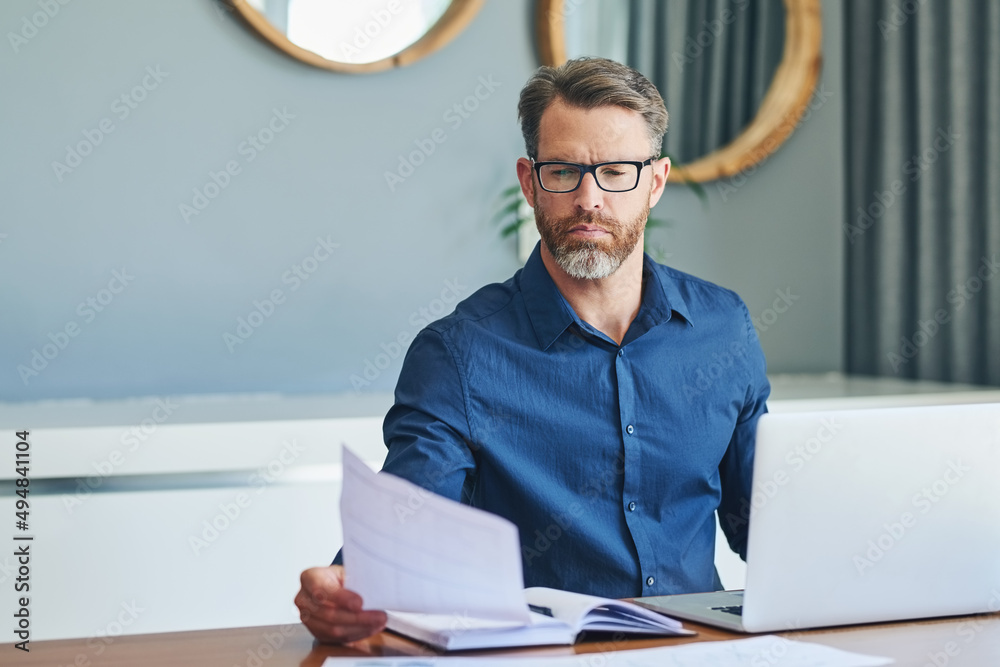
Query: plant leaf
491 198 524 225
500 220 523 238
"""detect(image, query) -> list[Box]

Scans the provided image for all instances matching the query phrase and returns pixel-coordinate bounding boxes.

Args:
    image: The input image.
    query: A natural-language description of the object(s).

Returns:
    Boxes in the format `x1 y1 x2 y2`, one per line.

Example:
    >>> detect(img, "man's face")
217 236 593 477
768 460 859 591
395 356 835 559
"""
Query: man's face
516 98 670 280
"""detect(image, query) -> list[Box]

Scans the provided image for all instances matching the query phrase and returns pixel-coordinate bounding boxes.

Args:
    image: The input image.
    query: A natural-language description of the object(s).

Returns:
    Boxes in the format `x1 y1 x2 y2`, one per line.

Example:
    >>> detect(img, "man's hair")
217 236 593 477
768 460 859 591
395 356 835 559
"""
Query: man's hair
517 57 668 160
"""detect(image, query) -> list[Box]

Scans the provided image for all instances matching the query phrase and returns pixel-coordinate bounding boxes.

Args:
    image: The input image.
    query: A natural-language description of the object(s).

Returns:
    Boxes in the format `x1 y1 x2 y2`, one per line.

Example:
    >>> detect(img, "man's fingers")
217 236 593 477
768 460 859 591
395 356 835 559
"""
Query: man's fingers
326 587 364 611
300 566 342 594
296 565 385 644
298 565 364 609
305 608 387 630
301 610 387 644
298 581 363 612
295 587 384 627
299 599 386 628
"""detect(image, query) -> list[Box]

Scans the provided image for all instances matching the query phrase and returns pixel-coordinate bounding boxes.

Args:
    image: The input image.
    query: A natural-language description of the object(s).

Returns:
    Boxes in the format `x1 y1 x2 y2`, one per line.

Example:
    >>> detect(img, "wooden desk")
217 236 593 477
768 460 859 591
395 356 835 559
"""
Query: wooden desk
19 612 1000 666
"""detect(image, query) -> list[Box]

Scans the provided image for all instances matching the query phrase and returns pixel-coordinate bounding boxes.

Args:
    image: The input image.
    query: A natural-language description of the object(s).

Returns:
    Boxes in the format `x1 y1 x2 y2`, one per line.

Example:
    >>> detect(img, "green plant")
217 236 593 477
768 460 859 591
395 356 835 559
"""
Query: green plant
493 184 532 239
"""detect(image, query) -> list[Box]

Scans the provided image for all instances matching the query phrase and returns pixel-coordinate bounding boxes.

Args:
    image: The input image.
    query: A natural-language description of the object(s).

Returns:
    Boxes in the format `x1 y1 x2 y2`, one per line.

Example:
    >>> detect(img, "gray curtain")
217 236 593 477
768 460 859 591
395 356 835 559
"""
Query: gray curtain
564 0 785 163
844 0 1000 385
625 0 784 162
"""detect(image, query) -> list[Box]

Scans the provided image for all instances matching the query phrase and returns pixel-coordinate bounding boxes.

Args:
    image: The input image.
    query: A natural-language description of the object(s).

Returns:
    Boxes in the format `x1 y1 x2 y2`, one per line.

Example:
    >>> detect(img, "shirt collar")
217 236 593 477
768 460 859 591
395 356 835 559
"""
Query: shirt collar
519 244 578 350
519 243 693 351
640 253 694 328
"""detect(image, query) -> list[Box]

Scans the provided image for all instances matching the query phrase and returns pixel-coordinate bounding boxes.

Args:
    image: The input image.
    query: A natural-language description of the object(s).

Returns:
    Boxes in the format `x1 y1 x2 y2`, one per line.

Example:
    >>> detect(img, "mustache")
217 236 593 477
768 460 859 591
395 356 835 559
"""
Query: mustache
550 211 617 233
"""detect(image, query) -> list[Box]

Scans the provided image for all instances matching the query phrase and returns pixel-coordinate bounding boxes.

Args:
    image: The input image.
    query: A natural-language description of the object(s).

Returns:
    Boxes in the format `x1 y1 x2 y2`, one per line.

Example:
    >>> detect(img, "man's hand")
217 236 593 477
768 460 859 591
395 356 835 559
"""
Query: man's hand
295 565 387 644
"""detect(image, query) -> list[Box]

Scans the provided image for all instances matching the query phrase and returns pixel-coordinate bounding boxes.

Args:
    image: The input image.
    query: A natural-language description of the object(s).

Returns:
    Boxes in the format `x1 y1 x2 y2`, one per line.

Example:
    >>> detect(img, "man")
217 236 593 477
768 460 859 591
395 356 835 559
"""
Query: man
295 57 769 644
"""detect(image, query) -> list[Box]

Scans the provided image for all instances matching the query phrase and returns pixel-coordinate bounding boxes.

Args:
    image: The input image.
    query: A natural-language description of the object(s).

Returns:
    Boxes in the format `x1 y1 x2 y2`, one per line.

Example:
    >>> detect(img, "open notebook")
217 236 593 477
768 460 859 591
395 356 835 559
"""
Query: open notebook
385 586 692 651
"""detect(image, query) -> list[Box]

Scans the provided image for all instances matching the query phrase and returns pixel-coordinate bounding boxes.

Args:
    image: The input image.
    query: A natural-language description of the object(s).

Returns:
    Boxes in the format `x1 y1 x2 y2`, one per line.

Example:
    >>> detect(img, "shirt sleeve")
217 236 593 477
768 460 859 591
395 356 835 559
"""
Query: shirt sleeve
333 328 478 566
379 327 478 500
716 302 771 560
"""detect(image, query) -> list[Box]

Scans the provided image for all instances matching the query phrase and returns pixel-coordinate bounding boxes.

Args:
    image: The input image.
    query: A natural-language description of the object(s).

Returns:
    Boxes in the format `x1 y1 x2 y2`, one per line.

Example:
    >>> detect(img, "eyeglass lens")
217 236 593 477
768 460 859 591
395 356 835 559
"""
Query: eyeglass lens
538 163 640 192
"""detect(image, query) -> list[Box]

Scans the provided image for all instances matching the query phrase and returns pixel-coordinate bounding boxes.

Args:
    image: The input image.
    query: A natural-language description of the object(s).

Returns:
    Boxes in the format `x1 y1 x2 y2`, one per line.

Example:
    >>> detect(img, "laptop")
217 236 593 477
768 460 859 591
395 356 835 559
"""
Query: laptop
634 402 1000 633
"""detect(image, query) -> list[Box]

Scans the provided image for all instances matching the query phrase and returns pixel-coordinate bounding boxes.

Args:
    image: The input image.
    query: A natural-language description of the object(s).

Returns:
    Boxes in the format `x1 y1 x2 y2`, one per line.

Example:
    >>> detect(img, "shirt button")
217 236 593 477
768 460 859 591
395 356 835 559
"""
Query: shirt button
628 501 636 512
618 349 624 357
626 424 634 435
646 576 655 586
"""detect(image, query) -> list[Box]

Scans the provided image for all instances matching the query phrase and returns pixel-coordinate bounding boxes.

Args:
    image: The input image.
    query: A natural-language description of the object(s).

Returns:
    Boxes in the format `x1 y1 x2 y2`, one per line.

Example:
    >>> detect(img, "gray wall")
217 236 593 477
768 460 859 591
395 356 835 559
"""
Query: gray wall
0 0 844 403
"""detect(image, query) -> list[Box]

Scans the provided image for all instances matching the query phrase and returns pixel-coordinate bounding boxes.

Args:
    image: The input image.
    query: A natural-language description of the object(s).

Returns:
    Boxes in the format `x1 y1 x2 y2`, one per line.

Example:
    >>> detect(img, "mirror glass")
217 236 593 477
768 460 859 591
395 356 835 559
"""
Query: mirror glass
562 0 785 165
232 0 483 73
246 0 451 65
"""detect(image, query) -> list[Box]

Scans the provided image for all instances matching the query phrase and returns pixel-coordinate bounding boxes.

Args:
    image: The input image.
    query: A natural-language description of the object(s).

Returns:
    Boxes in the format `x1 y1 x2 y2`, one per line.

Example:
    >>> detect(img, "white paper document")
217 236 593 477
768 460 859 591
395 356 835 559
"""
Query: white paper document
322 635 893 666
340 446 531 622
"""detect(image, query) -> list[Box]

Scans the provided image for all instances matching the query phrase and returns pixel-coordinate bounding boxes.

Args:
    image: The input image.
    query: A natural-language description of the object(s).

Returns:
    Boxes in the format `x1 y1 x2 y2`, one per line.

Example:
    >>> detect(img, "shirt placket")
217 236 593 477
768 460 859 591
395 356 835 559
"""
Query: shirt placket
614 343 658 594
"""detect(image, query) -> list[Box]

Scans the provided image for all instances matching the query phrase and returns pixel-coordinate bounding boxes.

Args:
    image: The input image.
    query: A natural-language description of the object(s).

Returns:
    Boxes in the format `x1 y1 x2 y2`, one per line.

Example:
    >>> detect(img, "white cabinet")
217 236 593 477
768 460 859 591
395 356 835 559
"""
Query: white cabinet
0 393 392 642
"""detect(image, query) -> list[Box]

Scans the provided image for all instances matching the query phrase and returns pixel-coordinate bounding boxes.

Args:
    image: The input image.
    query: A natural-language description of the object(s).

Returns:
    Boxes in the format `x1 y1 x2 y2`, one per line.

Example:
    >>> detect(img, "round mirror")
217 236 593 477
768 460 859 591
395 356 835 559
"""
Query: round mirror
230 0 484 73
536 0 821 182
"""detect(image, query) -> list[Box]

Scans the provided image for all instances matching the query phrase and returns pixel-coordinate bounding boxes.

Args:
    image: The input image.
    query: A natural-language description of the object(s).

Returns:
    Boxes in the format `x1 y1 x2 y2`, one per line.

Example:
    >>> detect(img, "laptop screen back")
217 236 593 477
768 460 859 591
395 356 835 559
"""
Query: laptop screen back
741 403 1000 633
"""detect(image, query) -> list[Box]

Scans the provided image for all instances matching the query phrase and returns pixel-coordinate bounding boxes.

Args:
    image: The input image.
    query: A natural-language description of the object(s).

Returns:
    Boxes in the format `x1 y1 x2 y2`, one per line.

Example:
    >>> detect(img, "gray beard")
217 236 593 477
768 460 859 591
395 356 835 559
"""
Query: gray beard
532 180 649 281
551 243 623 280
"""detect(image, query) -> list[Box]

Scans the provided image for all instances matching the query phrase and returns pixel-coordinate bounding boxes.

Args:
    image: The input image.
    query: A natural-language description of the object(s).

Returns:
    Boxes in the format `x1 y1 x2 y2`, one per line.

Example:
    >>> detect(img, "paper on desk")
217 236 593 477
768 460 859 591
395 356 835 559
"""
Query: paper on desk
322 635 893 666
340 446 530 622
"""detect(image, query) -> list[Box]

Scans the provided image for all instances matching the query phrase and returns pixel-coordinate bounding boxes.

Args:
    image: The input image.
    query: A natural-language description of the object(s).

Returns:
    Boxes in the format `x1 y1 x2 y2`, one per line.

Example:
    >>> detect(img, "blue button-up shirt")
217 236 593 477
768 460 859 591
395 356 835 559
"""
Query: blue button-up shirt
362 245 769 599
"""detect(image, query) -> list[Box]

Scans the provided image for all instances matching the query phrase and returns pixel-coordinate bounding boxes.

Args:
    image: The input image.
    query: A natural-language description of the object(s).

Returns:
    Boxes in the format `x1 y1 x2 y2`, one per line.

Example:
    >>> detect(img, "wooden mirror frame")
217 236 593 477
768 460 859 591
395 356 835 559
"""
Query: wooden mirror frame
228 0 485 74
536 0 822 183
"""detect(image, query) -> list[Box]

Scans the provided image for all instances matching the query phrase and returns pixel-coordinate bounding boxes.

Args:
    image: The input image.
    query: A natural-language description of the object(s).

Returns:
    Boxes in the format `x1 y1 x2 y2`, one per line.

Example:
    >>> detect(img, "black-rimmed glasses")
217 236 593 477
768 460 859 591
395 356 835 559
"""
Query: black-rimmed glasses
532 159 653 193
